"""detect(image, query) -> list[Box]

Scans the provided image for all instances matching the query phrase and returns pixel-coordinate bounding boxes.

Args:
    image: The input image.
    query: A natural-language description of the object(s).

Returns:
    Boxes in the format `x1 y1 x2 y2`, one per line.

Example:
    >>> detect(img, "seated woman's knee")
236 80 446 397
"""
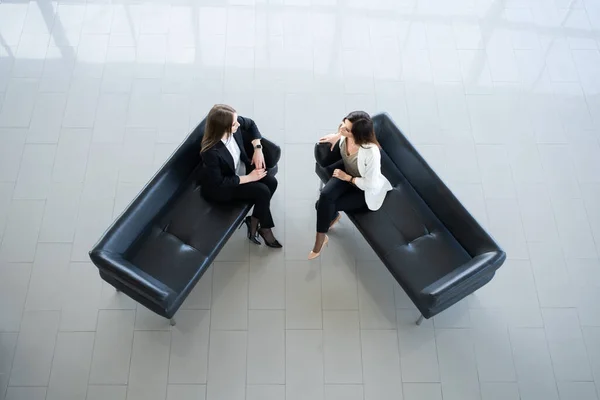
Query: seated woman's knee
318 191 334 207
251 182 272 200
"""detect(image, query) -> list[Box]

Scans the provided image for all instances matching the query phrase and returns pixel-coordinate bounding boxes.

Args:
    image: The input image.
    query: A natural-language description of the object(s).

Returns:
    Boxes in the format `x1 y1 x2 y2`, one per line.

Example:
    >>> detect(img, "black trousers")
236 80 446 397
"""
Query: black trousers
232 175 278 229
317 161 367 233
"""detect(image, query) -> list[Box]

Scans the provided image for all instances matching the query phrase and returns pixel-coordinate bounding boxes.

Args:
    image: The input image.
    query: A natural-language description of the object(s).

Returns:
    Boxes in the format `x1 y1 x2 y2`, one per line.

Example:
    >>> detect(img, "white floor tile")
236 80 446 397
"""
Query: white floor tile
247 385 285 400
167 385 206 400
89 310 134 385
510 327 559 400
441 381 482 400
403 383 443 400
210 262 248 330
357 261 397 329
0 200 45 263
321 250 359 311
0 129 26 182
285 261 322 329
249 251 285 310
46 332 95 400
9 311 60 386
361 330 403 400
5 387 47 400
27 93 67 144
25 243 72 311
436 329 479 384
86 385 127 400
0 79 37 128
169 310 210 385
542 308 594 382
0 264 31 332
286 330 324 400
60 262 102 331
206 331 247 400
480 382 520 400
397 309 440 383
181 267 212 310
38 183 82 243
52 128 92 184
472 325 516 382
0 333 18 385
557 382 599 400
247 310 285 384
62 78 100 128
13 144 56 200
127 331 170 400
323 311 363 384
324 384 364 400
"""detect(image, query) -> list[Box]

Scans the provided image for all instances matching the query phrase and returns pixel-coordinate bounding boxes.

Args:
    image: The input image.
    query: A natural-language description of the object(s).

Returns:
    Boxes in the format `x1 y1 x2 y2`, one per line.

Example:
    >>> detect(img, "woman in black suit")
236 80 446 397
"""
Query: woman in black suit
199 104 282 248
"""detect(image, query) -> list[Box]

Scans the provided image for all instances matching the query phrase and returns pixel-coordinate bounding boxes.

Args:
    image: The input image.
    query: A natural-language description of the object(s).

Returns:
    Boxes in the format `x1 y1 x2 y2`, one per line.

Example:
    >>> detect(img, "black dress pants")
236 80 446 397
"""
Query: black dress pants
231 175 278 229
316 161 367 233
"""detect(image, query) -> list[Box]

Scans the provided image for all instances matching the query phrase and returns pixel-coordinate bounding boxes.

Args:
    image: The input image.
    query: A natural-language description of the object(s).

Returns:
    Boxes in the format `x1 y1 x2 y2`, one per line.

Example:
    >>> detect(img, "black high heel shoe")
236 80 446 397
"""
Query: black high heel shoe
239 216 261 245
258 229 283 248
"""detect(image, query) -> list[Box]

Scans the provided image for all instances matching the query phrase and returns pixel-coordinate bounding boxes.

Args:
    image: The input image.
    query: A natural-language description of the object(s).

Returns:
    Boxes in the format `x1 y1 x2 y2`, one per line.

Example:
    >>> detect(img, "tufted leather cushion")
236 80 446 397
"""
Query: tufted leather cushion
315 113 505 319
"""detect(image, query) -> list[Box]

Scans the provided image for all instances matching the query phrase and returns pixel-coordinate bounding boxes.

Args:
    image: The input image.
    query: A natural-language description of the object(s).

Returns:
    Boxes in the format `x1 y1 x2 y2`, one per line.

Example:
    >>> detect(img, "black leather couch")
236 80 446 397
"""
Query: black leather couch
89 118 280 325
314 113 506 323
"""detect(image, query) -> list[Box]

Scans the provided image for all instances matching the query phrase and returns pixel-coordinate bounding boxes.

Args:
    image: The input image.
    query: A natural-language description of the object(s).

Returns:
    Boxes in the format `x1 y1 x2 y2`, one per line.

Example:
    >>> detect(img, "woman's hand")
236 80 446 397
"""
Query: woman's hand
251 148 265 170
248 168 267 182
318 133 341 151
332 169 351 182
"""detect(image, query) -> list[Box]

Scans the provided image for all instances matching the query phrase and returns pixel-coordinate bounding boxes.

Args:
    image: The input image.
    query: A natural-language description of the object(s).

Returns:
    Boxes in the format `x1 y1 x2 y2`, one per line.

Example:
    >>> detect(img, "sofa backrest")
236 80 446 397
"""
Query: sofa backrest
93 118 207 255
372 113 500 257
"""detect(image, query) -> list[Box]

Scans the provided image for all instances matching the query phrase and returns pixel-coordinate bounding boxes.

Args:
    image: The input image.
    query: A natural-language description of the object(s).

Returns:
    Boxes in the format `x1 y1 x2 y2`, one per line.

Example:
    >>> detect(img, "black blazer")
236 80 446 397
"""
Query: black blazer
199 116 271 200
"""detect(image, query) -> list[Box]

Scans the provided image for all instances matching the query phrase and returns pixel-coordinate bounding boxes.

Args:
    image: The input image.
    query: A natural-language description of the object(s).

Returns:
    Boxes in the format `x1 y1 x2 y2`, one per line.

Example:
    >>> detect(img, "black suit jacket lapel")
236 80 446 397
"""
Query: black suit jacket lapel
215 141 236 173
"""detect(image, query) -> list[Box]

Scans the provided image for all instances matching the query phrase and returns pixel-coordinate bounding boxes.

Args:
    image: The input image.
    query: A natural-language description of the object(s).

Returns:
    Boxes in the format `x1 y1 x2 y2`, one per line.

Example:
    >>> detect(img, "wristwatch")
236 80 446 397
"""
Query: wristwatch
254 144 262 150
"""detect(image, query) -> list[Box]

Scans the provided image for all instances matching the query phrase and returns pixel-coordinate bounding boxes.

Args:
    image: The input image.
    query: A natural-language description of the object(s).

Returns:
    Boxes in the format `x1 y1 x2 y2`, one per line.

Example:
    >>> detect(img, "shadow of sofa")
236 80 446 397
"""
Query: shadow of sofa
314 112 506 324
89 117 281 325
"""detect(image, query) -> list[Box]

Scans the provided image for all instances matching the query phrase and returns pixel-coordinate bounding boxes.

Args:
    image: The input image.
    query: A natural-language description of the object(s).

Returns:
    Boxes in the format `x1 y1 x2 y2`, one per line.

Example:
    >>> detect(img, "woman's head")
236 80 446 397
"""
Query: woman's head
201 104 240 152
340 111 379 147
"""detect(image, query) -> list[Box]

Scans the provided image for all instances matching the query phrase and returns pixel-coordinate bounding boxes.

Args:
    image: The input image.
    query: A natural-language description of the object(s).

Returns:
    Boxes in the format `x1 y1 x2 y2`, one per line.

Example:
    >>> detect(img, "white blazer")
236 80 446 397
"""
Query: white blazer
339 136 393 211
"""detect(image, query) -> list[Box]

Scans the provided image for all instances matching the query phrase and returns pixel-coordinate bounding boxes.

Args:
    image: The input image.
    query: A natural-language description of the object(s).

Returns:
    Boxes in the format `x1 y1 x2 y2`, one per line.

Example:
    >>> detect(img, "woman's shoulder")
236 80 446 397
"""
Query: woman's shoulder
359 142 379 153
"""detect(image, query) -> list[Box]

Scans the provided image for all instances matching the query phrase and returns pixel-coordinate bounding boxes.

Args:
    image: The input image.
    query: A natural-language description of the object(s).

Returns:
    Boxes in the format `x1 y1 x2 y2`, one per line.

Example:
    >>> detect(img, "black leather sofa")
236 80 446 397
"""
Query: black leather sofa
314 113 506 323
89 118 280 325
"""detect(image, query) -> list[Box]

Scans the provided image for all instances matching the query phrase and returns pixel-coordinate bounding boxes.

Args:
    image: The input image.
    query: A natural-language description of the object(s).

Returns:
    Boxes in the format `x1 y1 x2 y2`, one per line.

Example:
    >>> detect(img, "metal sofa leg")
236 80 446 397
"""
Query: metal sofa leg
170 318 176 326
416 315 424 326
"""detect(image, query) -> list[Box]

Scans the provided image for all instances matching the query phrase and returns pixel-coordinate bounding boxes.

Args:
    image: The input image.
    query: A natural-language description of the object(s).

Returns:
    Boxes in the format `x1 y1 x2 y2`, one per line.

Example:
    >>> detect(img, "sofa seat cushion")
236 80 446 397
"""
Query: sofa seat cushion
352 184 471 299
128 182 249 294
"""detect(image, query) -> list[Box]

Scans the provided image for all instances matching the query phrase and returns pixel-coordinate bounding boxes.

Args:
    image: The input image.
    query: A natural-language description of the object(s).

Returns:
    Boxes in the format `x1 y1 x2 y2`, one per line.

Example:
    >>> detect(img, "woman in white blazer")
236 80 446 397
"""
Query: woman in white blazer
309 111 393 259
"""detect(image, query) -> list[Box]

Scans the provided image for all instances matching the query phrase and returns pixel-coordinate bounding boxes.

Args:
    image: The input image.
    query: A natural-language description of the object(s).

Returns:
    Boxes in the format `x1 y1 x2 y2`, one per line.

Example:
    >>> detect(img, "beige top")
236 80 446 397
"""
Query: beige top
340 139 361 178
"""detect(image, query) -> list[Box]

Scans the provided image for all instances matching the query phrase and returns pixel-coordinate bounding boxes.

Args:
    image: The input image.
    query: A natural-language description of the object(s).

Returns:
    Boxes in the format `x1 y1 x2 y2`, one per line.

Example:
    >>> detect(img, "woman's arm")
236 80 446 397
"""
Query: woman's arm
201 149 240 188
353 148 381 191
238 116 262 141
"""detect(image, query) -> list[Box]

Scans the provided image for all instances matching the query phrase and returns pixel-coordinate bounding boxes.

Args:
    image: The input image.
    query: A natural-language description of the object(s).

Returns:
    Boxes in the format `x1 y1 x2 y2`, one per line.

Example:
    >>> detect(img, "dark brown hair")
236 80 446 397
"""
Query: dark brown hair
344 111 380 148
200 104 237 153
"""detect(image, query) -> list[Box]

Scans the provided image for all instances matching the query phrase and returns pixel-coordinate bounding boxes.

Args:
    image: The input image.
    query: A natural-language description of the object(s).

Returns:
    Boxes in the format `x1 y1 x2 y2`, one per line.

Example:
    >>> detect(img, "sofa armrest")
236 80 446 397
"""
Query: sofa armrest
314 142 341 168
421 251 505 301
261 137 281 169
90 250 174 303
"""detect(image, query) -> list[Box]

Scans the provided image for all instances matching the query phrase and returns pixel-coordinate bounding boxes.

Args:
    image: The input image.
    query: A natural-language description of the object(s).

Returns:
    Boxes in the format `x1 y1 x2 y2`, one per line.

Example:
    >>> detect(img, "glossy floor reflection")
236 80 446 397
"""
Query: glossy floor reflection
1 0 600 399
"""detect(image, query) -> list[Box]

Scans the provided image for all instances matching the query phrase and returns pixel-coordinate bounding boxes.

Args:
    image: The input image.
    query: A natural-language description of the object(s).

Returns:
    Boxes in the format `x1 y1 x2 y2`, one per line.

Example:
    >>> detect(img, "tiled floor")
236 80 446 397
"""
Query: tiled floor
1 0 600 399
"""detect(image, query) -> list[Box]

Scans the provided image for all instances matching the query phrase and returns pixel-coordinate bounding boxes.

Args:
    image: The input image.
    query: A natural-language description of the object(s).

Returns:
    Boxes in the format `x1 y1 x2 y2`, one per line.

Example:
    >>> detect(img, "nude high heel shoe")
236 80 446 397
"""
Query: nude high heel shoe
308 235 329 260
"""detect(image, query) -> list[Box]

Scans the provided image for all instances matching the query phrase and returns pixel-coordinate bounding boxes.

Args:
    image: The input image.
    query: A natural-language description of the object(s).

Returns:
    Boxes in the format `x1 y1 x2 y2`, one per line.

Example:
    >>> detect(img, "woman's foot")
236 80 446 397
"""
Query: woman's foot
241 216 261 245
258 228 283 248
308 233 329 260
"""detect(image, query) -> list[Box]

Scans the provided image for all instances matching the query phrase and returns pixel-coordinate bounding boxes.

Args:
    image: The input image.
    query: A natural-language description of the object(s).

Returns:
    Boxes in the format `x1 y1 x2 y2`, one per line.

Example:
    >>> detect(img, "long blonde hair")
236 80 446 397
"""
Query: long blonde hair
200 104 237 153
